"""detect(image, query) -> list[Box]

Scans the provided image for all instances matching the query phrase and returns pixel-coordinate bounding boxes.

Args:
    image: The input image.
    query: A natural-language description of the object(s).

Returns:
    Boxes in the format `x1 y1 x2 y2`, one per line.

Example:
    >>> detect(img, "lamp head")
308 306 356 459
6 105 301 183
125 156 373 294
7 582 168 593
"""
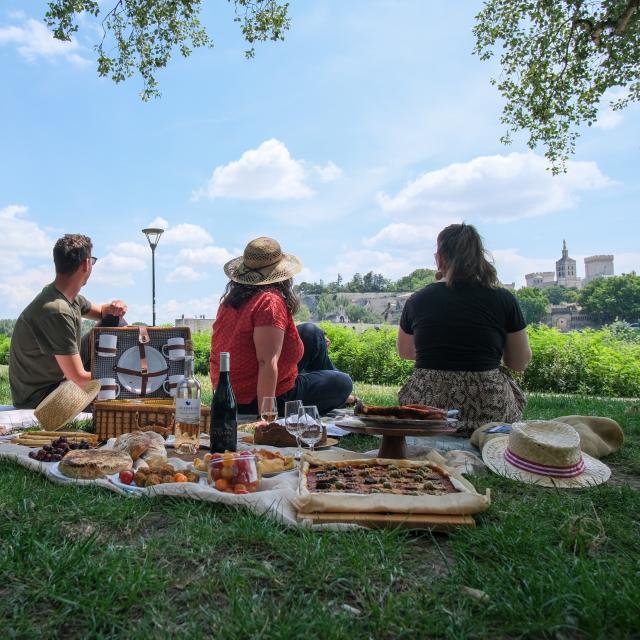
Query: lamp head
142 227 164 249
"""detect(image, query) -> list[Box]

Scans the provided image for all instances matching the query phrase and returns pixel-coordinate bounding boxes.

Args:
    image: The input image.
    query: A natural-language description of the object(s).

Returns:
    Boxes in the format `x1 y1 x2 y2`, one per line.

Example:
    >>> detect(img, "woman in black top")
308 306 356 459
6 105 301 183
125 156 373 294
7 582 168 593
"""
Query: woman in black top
397 223 532 433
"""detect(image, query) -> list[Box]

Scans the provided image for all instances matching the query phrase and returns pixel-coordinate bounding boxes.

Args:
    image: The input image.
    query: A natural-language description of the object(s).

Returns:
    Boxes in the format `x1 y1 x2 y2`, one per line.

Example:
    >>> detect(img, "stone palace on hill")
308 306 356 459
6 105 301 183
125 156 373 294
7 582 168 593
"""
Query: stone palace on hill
525 241 614 290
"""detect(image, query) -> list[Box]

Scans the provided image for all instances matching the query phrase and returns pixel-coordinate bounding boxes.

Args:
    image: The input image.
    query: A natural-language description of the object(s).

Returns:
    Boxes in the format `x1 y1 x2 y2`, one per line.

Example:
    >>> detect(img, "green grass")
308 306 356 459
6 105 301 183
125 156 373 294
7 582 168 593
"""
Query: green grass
1 369 639 638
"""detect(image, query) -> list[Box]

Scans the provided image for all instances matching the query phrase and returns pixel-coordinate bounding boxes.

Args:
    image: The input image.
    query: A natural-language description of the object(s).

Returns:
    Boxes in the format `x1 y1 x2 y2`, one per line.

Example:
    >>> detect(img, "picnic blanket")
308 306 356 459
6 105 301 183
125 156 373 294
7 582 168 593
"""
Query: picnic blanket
0 435 486 529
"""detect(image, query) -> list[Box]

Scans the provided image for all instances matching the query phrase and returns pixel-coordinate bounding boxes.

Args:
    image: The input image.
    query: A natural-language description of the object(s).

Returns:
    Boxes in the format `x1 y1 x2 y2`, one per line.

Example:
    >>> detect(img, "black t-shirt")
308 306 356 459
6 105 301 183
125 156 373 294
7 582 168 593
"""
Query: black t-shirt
400 282 526 371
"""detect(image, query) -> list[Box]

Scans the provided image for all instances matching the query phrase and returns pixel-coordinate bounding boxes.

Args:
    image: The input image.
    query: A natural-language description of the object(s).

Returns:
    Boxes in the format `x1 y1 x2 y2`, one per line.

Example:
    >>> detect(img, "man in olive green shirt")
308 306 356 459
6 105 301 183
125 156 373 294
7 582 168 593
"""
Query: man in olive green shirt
9 234 127 408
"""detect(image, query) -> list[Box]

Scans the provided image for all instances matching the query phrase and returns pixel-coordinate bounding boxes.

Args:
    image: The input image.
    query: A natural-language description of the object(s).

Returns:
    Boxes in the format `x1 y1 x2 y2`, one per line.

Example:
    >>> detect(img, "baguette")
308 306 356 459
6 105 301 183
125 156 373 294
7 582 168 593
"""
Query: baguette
23 431 98 438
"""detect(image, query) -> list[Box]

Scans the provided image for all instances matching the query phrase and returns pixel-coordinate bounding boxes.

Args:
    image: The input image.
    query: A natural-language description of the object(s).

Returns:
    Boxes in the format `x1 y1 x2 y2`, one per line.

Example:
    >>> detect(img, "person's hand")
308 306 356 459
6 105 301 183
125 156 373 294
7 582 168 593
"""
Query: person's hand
102 300 127 318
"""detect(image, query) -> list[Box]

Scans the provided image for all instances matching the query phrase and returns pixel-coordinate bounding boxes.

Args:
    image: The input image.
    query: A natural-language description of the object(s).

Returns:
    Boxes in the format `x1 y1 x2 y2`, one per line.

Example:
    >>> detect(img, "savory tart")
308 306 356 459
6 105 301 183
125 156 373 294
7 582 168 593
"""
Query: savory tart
305 459 456 496
58 449 133 479
295 457 491 515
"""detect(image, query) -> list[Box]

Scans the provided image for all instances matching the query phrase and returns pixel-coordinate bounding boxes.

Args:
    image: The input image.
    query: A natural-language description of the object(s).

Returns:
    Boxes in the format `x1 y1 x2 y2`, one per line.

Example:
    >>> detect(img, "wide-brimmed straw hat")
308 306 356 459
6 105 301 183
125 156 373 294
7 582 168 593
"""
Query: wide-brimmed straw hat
482 420 611 489
224 237 302 286
34 380 101 430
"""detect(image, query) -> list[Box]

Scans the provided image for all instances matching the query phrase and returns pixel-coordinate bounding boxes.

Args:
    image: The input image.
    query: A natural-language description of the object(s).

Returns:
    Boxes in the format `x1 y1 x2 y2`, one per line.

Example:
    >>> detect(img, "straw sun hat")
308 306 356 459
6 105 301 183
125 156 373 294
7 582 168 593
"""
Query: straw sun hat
34 380 101 430
482 420 611 489
224 237 302 286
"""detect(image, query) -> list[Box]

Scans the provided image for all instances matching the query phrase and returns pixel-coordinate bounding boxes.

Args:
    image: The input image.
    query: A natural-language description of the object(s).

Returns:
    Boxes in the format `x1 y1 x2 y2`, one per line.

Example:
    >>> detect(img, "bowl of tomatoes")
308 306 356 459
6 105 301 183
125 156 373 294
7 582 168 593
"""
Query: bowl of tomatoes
208 451 261 494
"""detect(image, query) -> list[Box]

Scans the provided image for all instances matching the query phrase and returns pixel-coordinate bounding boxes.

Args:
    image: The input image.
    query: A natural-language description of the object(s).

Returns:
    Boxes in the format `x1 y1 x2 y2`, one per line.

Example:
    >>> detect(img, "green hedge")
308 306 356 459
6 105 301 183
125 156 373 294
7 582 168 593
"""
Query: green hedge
0 335 9 365
322 323 640 398
3 324 639 397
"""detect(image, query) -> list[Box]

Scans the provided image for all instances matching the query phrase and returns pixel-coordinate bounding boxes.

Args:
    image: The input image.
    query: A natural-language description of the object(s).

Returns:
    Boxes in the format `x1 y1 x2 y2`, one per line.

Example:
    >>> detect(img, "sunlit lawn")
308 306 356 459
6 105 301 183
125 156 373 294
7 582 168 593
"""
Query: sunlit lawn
1 366 639 638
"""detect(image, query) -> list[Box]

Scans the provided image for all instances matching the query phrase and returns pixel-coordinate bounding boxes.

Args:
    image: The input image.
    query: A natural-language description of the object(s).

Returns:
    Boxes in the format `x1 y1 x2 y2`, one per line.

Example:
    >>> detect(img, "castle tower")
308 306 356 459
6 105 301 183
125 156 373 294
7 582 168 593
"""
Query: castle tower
584 255 614 284
556 240 581 289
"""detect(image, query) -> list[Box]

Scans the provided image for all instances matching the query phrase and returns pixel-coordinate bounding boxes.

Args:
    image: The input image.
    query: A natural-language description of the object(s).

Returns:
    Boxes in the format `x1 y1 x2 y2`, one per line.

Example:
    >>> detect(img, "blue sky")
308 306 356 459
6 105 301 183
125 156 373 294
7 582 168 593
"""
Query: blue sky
1 1 638 323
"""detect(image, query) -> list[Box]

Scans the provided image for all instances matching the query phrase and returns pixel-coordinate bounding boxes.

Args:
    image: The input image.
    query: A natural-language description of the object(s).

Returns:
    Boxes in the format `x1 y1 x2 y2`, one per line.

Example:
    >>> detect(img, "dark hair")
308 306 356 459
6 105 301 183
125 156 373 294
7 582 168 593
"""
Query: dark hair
437 223 498 288
53 234 93 275
221 278 300 315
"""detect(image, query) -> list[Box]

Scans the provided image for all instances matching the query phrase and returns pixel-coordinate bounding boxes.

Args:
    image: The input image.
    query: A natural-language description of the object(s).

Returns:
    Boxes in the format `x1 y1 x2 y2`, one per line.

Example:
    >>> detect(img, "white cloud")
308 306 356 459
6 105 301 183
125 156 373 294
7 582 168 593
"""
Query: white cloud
377 152 612 222
126 295 221 325
0 204 53 278
491 248 557 287
176 246 234 267
91 252 146 287
329 249 417 281
193 139 316 200
595 88 629 130
363 221 452 248
313 161 342 182
146 216 169 230
109 241 149 260
160 223 212 246
166 266 207 283
0 18 89 66
0 267 52 310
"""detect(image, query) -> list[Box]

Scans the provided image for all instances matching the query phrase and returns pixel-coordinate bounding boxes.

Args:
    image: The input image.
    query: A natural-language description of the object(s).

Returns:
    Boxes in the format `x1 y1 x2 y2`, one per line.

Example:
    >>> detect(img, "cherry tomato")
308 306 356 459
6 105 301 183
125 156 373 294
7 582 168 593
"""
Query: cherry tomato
233 483 247 492
119 469 134 485
214 478 228 491
221 464 236 479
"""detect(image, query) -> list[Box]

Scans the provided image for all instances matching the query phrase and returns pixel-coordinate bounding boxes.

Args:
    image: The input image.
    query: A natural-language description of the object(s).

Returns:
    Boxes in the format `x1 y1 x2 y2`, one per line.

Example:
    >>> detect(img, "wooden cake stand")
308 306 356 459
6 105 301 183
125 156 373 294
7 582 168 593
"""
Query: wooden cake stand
335 417 458 459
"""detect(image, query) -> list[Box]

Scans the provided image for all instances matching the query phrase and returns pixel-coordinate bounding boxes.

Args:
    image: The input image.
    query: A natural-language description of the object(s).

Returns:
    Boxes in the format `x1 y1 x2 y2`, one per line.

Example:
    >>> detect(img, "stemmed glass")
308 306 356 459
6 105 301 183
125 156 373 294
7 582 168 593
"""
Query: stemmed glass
260 396 278 423
298 405 323 455
284 400 304 460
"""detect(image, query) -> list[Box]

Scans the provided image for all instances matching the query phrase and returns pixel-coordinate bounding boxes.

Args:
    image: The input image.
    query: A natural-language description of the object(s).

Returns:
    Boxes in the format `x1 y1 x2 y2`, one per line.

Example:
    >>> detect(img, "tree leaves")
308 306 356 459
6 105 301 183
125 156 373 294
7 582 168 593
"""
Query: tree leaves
45 0 290 100
474 0 640 172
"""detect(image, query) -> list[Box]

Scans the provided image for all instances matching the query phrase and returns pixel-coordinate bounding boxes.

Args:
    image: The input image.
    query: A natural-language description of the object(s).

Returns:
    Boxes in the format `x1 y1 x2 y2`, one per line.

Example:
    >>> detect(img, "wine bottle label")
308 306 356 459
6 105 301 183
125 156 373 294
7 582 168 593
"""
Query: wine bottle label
175 398 201 424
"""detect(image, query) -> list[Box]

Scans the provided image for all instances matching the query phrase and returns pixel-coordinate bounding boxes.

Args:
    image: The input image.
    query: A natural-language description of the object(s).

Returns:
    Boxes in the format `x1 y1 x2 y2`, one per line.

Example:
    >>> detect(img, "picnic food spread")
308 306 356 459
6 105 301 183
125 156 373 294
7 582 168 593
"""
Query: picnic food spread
58 449 133 479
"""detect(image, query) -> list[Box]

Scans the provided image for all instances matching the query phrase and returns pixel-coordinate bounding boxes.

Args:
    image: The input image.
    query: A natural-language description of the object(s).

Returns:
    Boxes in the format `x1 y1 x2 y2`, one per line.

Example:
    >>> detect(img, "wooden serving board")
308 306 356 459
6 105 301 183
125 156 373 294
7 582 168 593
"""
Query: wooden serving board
297 511 475 531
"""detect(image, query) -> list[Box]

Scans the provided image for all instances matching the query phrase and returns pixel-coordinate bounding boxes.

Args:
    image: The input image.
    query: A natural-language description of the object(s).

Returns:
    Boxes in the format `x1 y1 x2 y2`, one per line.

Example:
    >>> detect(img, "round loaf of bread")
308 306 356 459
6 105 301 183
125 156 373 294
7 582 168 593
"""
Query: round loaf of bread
58 449 133 479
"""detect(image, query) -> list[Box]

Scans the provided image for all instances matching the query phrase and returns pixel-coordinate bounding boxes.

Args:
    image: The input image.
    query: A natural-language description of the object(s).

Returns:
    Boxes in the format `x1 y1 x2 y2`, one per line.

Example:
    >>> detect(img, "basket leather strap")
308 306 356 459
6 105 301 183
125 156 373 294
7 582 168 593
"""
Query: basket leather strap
138 343 149 396
113 366 168 378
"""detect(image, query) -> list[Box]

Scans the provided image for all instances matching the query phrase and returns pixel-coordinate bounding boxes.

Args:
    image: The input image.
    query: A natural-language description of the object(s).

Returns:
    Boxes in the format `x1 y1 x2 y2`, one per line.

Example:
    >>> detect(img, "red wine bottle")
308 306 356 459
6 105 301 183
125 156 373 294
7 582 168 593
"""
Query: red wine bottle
210 352 237 453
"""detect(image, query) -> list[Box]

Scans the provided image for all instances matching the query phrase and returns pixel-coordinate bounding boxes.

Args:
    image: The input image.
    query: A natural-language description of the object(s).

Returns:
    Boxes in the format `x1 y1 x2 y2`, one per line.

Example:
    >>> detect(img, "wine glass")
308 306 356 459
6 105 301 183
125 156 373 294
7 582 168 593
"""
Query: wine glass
260 396 278 423
284 400 304 460
298 405 323 454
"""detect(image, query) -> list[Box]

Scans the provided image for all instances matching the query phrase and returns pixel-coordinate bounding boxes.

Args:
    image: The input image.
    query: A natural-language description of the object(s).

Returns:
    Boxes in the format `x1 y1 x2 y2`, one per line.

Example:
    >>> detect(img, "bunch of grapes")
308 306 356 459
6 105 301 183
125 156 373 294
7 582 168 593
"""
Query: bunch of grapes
28 436 92 462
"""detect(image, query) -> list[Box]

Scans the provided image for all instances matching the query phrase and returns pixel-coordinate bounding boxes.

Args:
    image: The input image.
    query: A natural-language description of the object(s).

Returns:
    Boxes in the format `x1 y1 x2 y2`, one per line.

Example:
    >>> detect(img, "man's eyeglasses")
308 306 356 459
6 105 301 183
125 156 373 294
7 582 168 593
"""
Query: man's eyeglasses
88 256 98 265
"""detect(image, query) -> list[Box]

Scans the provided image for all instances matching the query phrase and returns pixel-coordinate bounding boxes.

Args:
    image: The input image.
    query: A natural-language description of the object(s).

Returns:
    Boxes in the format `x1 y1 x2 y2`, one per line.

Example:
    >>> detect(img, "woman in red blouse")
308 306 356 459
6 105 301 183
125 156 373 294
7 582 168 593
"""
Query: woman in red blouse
210 237 353 415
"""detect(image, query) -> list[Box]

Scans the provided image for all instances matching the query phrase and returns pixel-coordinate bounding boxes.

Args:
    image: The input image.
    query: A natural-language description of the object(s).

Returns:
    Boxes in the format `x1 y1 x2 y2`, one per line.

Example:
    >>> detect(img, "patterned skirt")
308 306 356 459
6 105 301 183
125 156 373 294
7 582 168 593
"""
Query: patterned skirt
398 367 527 435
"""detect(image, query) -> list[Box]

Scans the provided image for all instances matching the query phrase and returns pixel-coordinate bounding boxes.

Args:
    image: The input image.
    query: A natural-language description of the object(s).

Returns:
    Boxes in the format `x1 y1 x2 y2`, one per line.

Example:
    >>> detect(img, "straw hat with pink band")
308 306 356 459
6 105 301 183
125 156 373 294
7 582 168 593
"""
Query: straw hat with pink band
482 420 611 488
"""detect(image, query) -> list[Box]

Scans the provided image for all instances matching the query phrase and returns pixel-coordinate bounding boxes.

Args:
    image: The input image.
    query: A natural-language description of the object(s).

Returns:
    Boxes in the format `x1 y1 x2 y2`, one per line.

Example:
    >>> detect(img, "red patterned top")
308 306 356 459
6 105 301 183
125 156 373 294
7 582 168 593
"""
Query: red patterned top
210 290 304 404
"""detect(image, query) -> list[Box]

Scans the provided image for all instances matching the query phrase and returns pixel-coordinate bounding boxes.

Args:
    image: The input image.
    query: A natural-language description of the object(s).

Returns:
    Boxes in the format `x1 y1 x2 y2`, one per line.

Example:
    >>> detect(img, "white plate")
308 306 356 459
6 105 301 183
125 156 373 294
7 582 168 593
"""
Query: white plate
108 472 205 491
116 346 168 394
48 461 104 484
108 473 145 492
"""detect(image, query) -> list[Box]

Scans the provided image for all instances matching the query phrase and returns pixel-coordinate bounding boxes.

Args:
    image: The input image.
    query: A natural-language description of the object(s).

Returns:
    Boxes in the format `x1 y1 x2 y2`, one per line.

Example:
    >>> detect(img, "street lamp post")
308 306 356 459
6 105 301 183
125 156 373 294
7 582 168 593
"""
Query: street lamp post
142 227 164 326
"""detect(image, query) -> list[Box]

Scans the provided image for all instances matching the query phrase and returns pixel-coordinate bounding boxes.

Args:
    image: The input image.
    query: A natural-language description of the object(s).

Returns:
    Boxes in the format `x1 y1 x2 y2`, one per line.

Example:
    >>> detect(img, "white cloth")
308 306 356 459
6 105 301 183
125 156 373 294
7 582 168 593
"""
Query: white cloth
0 437 486 529
0 409 92 439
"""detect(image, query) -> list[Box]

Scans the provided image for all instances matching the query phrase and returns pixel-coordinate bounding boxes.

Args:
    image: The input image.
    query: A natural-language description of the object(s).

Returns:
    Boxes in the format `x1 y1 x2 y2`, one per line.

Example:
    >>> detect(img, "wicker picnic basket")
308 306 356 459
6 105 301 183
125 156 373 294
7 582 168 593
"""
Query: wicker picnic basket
89 325 210 441
93 398 211 442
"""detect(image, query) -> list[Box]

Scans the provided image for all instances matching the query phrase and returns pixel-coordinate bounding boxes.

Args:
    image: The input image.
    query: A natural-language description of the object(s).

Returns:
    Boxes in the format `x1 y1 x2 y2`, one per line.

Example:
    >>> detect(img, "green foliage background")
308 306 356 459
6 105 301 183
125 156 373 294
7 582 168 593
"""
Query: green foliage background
2 323 639 396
